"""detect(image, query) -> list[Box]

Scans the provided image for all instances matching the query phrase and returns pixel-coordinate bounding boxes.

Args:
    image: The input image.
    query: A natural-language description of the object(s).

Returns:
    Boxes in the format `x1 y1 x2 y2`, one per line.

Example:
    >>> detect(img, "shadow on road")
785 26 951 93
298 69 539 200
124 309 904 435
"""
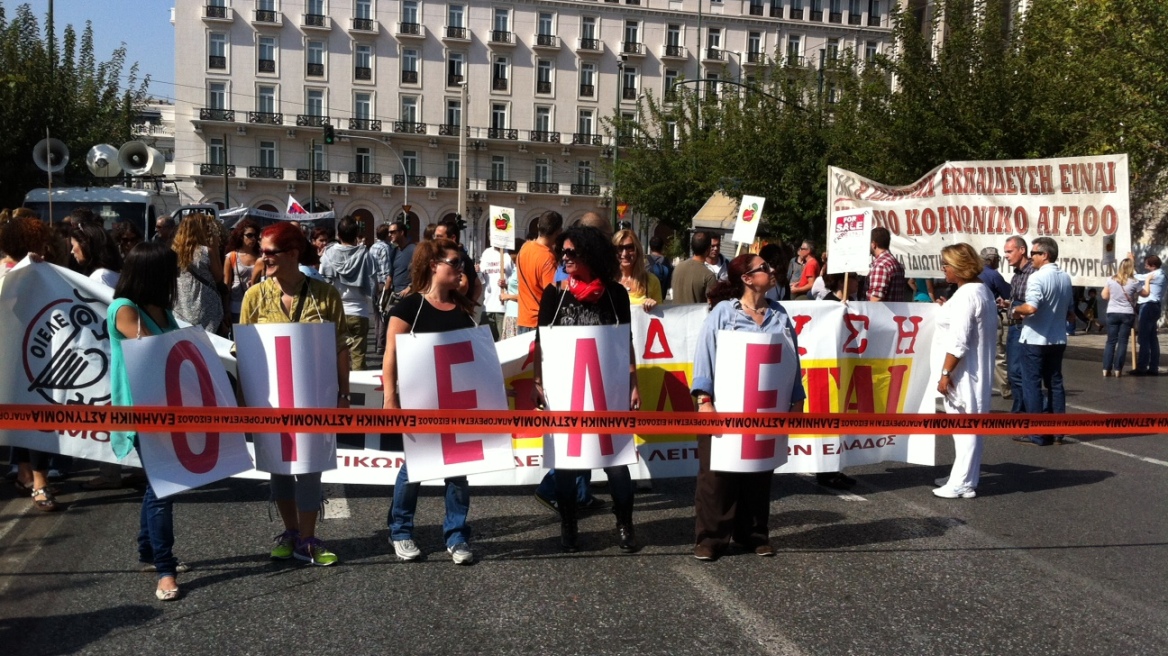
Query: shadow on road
0 604 162 656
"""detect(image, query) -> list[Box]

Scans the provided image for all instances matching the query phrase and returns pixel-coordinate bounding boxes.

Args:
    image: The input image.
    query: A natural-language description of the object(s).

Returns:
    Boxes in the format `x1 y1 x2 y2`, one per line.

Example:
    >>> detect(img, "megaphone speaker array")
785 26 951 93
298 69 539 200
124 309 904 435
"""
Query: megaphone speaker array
33 138 70 173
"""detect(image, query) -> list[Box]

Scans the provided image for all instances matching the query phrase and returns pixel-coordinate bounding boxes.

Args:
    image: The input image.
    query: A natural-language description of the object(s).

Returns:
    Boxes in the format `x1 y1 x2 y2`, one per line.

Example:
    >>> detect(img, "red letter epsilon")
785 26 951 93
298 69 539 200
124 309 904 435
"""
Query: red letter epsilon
568 338 612 457
434 341 484 465
741 343 782 460
164 340 220 474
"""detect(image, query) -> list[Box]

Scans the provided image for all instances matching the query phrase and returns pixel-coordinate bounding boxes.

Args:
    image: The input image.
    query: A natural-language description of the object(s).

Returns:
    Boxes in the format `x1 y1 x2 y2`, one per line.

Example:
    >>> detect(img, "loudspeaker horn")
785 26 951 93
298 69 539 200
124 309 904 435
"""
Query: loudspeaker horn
33 138 70 173
86 144 122 178
117 141 165 176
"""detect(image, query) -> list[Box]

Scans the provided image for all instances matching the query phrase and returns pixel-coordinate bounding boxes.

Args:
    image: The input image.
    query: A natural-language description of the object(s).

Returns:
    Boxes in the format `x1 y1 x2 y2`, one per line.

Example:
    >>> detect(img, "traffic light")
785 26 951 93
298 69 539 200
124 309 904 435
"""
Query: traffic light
323 123 335 145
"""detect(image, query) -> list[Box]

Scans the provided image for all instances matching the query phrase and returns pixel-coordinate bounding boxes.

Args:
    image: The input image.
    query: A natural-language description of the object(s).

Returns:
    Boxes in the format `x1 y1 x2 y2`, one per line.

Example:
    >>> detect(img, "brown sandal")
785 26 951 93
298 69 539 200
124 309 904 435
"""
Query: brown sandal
31 487 60 512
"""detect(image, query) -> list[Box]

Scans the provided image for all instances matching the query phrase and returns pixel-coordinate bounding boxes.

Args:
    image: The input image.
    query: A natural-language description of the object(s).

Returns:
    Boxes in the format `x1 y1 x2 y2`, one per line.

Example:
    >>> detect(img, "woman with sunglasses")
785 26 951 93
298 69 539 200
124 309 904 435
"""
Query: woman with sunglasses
613 229 662 313
531 226 640 553
383 238 479 564
239 222 350 566
224 219 263 324
690 253 806 561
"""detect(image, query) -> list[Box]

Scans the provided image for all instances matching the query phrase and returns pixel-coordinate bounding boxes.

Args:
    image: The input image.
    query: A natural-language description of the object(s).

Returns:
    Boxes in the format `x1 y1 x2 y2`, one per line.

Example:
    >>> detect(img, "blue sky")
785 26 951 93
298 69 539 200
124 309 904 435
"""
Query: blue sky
18 1 176 101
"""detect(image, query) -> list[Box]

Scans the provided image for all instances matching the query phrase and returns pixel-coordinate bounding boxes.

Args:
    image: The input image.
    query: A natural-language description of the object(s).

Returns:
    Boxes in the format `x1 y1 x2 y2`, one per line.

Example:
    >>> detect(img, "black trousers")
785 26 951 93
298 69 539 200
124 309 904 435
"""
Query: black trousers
694 434 773 551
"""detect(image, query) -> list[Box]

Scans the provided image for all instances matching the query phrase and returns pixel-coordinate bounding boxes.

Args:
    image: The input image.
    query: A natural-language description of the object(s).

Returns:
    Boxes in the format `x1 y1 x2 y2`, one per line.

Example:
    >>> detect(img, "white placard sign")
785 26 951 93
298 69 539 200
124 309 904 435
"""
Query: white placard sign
234 322 339 475
828 208 874 274
731 195 766 246
539 324 637 469
489 205 516 250
123 326 254 498
396 325 515 482
710 329 800 473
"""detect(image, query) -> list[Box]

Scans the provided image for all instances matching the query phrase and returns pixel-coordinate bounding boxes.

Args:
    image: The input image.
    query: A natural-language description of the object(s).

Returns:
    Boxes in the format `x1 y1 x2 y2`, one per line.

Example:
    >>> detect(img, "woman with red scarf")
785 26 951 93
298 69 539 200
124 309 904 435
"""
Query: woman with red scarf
531 226 640 553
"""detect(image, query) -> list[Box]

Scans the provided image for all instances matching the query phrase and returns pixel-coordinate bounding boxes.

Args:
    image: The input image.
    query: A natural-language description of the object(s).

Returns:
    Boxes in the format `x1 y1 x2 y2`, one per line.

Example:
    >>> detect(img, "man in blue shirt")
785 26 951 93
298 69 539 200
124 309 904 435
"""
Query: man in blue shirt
1131 255 1164 375
1011 237 1073 446
1002 236 1034 412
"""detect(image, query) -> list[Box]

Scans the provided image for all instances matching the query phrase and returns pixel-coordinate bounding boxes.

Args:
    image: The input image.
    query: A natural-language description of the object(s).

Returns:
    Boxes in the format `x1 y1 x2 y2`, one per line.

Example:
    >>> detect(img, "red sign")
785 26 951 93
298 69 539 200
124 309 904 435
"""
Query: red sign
617 202 630 219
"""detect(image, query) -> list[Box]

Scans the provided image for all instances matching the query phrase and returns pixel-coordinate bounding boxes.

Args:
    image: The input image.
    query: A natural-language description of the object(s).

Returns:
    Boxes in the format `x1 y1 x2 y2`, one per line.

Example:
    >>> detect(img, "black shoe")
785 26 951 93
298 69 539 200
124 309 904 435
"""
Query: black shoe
815 472 857 490
1012 436 1052 446
534 492 558 513
578 496 608 513
1129 370 1149 377
617 524 638 553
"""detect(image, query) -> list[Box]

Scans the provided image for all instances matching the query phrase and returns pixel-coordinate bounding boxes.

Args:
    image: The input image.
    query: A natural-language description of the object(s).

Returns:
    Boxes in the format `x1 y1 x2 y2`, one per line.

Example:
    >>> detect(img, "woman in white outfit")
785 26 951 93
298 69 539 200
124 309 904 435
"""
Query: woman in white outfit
933 243 998 499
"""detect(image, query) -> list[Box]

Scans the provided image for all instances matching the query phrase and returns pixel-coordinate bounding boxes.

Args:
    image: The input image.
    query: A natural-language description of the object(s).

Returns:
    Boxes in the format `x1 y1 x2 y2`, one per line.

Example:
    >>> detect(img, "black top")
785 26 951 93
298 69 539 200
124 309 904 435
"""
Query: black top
537 280 632 328
388 292 475 333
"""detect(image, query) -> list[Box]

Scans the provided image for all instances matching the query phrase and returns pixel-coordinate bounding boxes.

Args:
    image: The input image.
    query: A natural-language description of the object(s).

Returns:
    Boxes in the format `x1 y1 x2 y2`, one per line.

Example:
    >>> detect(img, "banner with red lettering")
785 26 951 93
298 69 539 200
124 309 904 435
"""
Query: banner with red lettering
123 327 254 497
828 155 1131 285
538 324 638 470
396 325 514 482
710 330 800 473
234 323 338 475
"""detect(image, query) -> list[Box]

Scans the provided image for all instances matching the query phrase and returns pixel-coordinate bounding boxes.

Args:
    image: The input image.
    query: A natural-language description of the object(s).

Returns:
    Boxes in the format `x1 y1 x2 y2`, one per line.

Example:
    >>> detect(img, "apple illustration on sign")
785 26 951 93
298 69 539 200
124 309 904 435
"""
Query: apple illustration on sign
494 212 511 230
742 203 759 222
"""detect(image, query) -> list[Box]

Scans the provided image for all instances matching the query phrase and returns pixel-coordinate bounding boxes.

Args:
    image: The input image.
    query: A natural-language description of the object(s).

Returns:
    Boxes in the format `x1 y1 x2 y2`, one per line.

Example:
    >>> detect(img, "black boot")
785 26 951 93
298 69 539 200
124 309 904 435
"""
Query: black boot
559 498 579 553
614 502 638 553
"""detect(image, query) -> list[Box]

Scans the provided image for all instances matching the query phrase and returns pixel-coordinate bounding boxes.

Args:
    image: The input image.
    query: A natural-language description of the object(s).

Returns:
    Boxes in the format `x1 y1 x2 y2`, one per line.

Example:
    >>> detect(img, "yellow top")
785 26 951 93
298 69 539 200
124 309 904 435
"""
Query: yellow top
627 272 663 305
239 276 348 353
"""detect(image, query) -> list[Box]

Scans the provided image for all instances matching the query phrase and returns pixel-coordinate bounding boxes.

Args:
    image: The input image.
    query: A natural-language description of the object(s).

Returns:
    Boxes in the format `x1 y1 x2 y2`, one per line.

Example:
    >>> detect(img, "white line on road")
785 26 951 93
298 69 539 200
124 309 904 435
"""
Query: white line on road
322 488 351 519
1066 403 1168 468
675 563 807 656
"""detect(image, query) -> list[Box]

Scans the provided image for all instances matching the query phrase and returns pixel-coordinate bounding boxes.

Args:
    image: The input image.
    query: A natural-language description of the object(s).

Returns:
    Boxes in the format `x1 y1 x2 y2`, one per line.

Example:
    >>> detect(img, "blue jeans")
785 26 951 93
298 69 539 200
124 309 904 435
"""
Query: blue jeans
555 466 632 513
138 480 177 579
535 469 593 503
1006 322 1026 413
1103 312 1136 372
389 463 470 548
1020 342 1066 445
1137 301 1161 372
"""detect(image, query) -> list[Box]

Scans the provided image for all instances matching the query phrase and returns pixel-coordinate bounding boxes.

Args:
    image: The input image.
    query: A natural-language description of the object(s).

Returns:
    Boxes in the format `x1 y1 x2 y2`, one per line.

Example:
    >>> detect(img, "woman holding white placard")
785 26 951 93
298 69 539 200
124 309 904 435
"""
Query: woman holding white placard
690 253 806 561
531 226 641 553
383 238 479 565
239 222 350 567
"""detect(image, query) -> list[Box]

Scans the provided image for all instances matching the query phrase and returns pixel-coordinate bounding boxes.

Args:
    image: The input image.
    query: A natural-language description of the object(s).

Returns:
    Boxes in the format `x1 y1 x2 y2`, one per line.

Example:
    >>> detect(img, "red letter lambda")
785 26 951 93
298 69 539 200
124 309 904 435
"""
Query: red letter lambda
568 338 613 457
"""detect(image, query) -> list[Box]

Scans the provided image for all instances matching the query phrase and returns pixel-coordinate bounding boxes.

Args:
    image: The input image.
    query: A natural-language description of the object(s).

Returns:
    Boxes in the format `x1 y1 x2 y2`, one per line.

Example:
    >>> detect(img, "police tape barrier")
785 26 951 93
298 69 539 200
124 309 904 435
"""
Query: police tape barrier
2 405 1167 436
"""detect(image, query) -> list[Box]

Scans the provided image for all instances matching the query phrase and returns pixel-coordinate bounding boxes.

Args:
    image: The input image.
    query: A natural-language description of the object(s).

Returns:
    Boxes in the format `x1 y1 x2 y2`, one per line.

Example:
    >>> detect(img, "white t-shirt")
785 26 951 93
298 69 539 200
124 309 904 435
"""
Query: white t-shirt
477 248 514 314
90 268 120 289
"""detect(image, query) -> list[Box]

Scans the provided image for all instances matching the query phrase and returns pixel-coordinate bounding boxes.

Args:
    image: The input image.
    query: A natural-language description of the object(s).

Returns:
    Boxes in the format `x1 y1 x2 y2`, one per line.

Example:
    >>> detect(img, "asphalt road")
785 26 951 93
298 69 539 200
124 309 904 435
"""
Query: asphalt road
1 333 1165 656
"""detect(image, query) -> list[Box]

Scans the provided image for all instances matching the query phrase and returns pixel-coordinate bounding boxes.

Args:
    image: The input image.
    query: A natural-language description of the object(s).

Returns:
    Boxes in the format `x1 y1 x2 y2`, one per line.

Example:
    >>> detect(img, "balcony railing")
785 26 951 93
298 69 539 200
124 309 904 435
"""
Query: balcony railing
790 8 804 19
490 30 513 44
486 179 517 192
570 183 600 196
306 62 324 76
488 128 518 140
303 13 326 27
208 55 226 69
848 13 862 24
830 11 842 22
579 84 595 97
248 111 283 125
255 9 277 22
393 121 427 134
393 174 427 187
622 87 637 100
348 172 382 185
771 5 782 17
492 77 509 91
528 130 561 143
705 48 723 61
579 38 600 52
528 181 559 194
749 3 764 15
786 55 805 67
746 51 763 64
664 90 677 102
438 123 463 136
205 5 228 19
445 26 467 39
348 118 382 131
352 17 374 31
200 163 236 176
537 80 552 94
200 108 235 122
295 114 329 127
258 58 276 73
438 177 465 188
622 41 643 55
663 44 685 58
811 10 824 21
296 168 330 182
535 34 559 48
868 14 882 26
248 166 283 179
448 74 464 86
355 66 372 80
572 133 602 146
393 70 414 85
398 22 421 35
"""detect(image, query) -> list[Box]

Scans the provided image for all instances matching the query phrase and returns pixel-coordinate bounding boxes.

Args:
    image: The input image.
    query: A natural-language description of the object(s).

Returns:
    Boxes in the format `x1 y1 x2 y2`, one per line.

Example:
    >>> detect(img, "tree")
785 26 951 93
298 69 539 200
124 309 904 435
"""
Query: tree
0 2 150 210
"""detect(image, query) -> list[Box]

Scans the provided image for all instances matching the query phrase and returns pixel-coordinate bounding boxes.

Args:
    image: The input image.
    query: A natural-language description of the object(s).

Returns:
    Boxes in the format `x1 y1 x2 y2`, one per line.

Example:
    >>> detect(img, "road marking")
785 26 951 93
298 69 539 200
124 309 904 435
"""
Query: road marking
836 491 868 502
1066 403 1168 468
675 563 807 656
0 497 30 544
322 486 351 519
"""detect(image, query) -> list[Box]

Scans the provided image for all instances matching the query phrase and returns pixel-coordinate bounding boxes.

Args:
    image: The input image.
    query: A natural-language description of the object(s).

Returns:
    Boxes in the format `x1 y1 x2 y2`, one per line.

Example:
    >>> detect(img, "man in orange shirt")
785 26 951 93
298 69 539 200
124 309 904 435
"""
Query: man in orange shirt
516 210 563 333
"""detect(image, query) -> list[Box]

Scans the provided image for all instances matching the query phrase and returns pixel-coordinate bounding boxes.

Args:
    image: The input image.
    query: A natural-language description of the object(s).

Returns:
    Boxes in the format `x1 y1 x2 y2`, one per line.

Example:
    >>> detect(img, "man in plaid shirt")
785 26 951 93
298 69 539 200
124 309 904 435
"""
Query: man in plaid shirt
867 226 907 302
1002 235 1034 413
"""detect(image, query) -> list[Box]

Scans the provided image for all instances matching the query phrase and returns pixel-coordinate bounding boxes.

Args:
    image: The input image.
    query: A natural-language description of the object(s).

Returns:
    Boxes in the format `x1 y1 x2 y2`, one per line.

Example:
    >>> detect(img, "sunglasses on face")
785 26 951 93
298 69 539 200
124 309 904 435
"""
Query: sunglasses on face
260 248 288 257
559 247 579 260
745 262 773 275
1030 250 1046 257
436 257 464 270
617 244 637 254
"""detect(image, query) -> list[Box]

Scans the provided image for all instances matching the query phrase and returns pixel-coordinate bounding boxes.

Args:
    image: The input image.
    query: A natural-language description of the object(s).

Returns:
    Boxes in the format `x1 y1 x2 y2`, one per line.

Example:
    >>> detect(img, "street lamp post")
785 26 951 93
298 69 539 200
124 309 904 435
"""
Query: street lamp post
613 57 625 228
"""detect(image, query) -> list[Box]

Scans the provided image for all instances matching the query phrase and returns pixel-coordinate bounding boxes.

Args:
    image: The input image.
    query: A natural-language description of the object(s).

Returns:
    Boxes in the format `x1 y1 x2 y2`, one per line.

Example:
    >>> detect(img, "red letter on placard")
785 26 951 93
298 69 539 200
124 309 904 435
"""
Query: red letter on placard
274 335 297 462
791 315 812 356
568 338 612 457
641 318 674 360
844 314 870 354
434 341 484 465
164 340 220 474
654 370 695 412
741 343 782 460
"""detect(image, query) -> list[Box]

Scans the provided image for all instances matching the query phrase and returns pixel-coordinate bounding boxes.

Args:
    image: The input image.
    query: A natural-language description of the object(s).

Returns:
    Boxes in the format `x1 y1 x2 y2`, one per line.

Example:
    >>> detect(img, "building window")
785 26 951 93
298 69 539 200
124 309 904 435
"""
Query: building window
448 4 464 27
538 12 554 36
493 55 510 91
402 0 418 25
208 32 227 69
491 155 506 180
580 62 595 97
578 110 594 136
208 137 225 165
257 36 276 73
663 69 678 100
312 142 324 170
624 20 639 45
259 140 277 168
534 157 550 183
865 41 878 62
707 27 721 53
307 40 325 76
826 38 839 63
306 89 325 116
402 48 418 84
788 35 802 65
446 153 459 179
537 59 553 94
356 43 373 80
581 16 597 41
748 32 762 58
356 147 372 174
491 103 508 130
257 85 276 113
402 150 418 176
493 8 510 32
448 52 465 85
622 67 638 100
356 0 372 19
446 99 461 127
354 92 372 119
208 82 227 109
535 106 552 132
401 96 418 123
577 160 593 186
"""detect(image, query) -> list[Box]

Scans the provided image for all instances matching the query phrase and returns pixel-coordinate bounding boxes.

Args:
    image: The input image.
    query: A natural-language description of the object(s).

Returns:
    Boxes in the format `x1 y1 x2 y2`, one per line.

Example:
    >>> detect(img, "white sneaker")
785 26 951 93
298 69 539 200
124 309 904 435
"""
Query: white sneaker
933 486 976 499
933 477 949 487
392 538 422 561
447 542 474 565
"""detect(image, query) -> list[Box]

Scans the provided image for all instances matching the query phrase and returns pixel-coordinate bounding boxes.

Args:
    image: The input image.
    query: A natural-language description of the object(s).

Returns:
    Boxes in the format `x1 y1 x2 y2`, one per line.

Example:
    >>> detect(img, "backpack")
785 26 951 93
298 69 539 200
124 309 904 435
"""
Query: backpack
647 254 673 293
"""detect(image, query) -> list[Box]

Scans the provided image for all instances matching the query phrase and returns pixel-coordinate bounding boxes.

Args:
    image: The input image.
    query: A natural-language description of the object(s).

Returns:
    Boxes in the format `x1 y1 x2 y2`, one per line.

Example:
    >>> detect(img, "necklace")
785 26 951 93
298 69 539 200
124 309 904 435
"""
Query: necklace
741 302 767 314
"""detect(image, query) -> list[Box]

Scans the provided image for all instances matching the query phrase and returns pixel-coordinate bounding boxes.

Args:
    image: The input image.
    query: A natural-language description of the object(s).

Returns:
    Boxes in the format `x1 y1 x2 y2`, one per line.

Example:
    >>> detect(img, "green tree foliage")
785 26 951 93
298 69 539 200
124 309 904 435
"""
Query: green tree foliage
0 2 150 210
612 0 1168 245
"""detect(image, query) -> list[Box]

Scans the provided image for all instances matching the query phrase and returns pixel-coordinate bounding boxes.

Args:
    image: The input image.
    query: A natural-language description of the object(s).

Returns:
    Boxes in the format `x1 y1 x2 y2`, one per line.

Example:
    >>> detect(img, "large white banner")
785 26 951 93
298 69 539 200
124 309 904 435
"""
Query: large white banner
710 330 799 473
234 322 338 475
538 324 637 470
828 155 1131 285
123 327 254 498
396 325 514 482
